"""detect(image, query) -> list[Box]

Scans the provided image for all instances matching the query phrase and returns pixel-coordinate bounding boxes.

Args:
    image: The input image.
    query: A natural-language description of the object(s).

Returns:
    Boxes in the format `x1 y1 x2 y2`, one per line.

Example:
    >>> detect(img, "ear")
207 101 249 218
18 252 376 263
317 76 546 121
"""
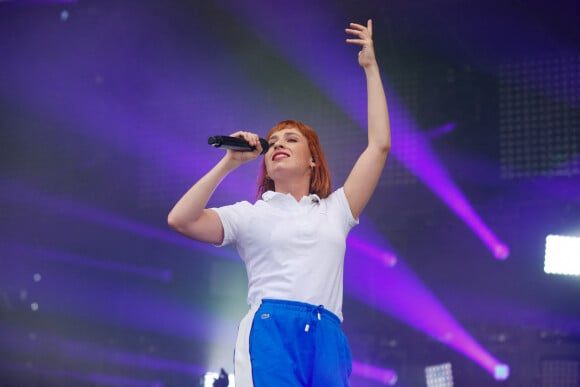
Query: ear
310 157 316 167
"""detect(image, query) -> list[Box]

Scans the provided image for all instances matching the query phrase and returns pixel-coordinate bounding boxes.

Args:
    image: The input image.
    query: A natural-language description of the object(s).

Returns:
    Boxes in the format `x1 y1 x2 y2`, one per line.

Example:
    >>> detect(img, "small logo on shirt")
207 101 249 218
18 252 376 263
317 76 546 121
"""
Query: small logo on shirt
261 313 270 319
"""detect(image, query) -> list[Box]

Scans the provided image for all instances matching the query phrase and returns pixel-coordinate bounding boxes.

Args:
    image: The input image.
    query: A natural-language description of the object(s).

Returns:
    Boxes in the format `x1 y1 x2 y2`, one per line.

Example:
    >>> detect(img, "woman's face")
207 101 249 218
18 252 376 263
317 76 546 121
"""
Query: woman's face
264 128 314 181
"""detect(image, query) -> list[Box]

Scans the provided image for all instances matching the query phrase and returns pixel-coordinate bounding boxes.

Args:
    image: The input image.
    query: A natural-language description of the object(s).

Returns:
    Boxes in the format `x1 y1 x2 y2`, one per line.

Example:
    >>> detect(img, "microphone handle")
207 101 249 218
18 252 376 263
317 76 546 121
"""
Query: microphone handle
208 136 269 154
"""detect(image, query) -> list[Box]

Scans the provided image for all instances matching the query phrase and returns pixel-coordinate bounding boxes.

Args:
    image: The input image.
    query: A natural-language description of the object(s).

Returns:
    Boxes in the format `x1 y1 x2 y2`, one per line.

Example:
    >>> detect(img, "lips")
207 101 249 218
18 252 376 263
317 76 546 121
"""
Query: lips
272 151 289 161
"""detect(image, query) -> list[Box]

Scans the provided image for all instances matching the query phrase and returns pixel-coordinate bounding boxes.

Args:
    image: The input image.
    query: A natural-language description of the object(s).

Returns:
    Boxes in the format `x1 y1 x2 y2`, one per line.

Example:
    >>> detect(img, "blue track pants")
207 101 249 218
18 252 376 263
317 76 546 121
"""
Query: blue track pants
234 299 352 387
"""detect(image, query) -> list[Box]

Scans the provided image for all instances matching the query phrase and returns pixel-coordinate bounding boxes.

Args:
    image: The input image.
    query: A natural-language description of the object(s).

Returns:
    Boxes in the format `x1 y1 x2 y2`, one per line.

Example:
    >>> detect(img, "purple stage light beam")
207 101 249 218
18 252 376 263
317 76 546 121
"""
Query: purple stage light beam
352 361 398 386
9 243 173 282
425 123 457 139
345 244 508 378
346 220 509 379
385 106 509 260
1 179 238 261
0 326 206 378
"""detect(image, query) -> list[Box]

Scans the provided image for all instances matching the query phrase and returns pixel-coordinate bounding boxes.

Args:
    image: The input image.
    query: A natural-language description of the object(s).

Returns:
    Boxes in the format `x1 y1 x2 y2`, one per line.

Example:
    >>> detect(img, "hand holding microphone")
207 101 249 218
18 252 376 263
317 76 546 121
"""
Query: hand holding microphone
208 132 269 155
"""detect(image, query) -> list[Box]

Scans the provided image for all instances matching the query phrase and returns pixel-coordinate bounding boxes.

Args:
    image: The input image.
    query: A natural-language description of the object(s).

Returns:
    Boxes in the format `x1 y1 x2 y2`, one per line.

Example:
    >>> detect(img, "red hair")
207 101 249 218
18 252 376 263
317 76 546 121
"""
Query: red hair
257 120 332 199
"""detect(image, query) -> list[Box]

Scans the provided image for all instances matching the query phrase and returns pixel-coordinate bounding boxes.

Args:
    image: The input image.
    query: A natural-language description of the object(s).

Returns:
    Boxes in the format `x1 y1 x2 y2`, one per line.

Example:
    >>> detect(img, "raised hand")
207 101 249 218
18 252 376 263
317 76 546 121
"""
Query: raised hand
343 18 391 220
345 19 377 69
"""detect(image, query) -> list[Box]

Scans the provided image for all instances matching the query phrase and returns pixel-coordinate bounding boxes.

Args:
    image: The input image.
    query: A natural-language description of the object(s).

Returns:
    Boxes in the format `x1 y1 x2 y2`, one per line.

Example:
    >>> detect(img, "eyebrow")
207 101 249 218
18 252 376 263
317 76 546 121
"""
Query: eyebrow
269 131 301 141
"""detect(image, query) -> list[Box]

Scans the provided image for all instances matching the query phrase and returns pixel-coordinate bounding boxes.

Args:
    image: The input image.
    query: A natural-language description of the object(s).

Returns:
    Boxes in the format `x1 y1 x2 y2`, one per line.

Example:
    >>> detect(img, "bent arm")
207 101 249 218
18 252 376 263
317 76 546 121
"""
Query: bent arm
168 131 263 244
344 20 392 219
167 156 236 244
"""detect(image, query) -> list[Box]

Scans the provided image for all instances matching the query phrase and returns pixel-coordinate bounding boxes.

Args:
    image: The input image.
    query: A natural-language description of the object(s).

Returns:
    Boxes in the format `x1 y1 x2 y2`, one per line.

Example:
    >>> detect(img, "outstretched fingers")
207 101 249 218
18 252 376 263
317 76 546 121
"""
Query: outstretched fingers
345 19 376 67
345 19 372 43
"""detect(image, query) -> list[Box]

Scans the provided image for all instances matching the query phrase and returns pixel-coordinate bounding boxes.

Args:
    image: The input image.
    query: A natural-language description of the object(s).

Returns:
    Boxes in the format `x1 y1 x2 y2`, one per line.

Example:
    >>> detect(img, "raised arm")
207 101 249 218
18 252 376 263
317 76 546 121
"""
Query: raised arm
343 19 391 220
167 131 263 244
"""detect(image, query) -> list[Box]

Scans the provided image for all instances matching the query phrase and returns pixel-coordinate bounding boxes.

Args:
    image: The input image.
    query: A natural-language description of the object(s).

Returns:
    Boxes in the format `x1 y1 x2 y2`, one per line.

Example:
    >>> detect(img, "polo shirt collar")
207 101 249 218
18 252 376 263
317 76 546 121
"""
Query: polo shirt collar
262 191 320 204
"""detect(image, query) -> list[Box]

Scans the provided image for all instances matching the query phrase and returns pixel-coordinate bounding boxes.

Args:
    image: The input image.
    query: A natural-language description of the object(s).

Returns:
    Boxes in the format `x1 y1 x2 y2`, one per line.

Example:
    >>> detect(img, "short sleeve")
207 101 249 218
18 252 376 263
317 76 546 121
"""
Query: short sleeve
331 187 359 232
211 201 252 247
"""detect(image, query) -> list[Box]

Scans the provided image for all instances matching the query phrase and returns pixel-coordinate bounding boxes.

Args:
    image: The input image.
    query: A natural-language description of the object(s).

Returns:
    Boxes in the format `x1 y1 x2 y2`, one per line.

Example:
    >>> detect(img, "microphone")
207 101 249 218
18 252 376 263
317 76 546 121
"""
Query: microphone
208 135 269 155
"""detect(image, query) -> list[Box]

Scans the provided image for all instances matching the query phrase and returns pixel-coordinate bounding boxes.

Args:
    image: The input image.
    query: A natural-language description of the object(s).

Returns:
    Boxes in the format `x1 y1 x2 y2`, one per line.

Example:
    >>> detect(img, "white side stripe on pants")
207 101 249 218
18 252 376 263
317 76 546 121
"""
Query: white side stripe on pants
234 303 261 387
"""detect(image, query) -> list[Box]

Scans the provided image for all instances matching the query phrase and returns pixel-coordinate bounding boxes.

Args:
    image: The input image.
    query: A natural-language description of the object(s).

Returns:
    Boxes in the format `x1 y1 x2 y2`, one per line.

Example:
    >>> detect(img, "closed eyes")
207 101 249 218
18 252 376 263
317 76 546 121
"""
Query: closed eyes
268 137 299 147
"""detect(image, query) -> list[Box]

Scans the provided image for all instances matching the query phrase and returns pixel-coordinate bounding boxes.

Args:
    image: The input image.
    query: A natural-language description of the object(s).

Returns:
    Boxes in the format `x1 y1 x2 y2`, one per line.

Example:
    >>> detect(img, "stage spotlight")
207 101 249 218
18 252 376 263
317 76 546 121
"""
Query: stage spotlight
60 9 69 21
493 243 510 260
203 369 234 387
544 234 580 276
494 364 510 381
425 363 454 387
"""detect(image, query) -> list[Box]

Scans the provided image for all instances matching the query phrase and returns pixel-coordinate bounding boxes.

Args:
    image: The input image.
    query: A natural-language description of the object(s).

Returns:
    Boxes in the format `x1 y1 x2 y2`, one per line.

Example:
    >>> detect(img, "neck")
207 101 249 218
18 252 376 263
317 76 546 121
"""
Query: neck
268 167 313 201
273 181 310 201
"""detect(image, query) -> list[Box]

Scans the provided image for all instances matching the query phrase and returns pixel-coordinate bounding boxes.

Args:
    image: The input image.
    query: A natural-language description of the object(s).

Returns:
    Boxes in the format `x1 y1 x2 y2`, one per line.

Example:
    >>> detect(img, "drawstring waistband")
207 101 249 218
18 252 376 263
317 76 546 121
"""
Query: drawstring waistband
304 304 324 332
258 299 341 333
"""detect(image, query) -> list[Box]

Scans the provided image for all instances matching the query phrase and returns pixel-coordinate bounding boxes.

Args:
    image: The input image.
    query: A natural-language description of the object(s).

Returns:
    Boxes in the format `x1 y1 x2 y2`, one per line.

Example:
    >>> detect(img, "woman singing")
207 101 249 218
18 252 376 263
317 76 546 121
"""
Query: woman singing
168 19 391 387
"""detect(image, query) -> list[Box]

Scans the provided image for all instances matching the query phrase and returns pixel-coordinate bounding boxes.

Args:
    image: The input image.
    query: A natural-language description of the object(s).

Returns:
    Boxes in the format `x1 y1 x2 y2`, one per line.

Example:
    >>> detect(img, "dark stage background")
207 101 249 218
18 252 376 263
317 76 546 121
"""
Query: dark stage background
1 0 579 386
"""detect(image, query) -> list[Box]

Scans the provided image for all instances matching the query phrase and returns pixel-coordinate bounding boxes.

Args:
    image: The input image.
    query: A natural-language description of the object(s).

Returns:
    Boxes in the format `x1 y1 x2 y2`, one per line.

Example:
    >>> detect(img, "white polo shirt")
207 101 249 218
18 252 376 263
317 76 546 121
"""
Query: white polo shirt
213 187 358 321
